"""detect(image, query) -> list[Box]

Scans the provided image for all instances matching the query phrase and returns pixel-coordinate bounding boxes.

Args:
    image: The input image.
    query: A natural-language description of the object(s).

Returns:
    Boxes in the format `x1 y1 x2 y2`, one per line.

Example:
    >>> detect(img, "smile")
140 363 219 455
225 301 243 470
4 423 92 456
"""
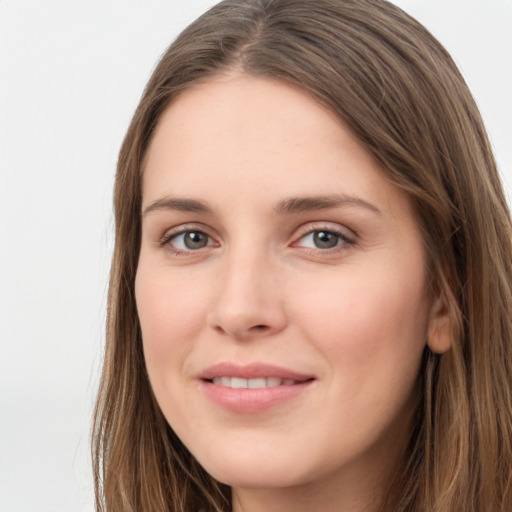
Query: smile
210 377 299 388
199 364 315 413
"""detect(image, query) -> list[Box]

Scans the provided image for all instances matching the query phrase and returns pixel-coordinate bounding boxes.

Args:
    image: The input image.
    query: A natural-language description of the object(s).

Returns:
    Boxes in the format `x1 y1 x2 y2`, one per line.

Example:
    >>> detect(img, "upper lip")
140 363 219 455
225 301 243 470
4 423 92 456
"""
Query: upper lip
198 362 315 381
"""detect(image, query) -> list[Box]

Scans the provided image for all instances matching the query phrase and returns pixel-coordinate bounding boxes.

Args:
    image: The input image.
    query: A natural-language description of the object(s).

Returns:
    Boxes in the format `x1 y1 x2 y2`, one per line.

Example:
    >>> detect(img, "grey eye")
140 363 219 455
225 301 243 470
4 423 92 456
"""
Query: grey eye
313 231 340 249
171 231 211 250
299 230 343 249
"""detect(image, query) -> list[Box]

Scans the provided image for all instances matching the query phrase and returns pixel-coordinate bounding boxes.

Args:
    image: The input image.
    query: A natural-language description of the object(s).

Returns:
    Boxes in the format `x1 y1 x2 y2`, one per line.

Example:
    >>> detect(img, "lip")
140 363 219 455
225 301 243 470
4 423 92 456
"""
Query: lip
199 362 314 381
198 362 315 413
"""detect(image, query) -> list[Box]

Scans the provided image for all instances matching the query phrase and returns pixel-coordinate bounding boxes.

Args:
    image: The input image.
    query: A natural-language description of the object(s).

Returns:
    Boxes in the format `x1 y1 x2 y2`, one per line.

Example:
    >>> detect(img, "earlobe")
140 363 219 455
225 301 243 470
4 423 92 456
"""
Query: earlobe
427 296 452 354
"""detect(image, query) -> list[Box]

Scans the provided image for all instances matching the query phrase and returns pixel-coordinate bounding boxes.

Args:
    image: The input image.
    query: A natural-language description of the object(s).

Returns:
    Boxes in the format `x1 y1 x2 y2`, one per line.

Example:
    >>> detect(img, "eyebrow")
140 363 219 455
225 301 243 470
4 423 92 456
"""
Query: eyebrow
275 194 382 216
142 193 381 217
142 197 214 217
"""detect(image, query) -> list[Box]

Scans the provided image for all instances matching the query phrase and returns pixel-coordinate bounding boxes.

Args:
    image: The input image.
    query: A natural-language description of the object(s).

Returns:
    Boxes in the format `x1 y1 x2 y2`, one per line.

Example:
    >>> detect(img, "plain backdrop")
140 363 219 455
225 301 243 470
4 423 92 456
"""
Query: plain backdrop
0 1 510 511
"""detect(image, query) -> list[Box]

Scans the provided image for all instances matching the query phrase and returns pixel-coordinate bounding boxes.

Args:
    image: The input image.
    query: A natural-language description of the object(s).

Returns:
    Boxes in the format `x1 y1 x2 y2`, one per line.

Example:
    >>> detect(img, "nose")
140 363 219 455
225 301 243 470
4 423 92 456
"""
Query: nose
208 249 287 340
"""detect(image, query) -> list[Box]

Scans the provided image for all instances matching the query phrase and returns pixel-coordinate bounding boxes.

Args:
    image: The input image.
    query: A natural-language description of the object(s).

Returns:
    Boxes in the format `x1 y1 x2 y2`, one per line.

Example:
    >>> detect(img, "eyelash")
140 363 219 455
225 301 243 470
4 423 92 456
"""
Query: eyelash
159 225 217 255
293 225 356 253
159 224 356 256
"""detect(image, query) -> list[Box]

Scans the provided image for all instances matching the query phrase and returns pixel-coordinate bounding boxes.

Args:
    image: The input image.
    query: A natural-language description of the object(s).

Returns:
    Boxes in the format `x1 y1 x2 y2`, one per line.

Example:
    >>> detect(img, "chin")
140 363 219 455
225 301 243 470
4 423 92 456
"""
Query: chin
208 463 308 490
193 441 330 491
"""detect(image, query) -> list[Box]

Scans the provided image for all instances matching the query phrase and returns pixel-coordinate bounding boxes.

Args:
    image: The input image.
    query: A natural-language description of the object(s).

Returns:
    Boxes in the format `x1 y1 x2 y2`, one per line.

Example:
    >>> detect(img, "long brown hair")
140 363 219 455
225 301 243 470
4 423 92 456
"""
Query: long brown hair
92 1 512 510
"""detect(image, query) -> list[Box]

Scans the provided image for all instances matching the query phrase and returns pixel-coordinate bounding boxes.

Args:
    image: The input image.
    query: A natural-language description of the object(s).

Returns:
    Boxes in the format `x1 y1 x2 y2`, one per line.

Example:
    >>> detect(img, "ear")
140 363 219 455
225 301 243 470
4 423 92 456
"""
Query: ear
427 295 452 354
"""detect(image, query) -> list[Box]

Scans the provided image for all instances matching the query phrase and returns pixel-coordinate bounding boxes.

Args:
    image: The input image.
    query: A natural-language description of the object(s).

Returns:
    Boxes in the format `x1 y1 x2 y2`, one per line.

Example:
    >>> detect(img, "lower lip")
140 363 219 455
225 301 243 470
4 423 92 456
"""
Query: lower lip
200 380 314 413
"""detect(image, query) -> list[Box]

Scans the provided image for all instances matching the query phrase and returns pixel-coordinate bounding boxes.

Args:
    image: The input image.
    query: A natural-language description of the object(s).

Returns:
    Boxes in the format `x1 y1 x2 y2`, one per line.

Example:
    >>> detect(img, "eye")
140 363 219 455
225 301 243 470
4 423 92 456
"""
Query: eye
295 229 354 250
164 230 215 252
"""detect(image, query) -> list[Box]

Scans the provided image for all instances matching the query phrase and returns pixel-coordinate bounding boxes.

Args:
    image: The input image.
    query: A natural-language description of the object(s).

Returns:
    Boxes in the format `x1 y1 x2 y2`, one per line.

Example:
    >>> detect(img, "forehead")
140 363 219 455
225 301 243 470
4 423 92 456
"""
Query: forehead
145 73 348 170
142 73 410 221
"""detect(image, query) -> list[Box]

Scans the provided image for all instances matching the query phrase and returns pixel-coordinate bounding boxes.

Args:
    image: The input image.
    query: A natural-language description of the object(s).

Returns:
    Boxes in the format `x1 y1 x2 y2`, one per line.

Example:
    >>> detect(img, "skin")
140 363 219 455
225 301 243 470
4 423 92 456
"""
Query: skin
135 74 450 512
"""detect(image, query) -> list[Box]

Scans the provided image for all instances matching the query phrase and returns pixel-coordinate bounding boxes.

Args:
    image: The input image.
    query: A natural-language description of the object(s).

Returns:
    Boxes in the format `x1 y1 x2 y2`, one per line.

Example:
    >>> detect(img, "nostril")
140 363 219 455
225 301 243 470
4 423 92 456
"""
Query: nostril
214 323 270 336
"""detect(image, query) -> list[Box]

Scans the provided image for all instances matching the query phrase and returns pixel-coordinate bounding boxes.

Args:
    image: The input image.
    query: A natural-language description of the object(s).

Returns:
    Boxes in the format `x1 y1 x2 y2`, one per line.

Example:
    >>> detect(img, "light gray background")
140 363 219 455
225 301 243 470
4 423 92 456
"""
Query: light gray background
0 1 510 511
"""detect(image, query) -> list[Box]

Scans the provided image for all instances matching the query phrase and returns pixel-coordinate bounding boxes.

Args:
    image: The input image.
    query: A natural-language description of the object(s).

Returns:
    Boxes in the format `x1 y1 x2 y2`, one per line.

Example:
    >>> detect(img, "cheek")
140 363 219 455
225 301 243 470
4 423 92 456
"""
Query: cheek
135 265 208 375
292 261 429 382
288 264 429 458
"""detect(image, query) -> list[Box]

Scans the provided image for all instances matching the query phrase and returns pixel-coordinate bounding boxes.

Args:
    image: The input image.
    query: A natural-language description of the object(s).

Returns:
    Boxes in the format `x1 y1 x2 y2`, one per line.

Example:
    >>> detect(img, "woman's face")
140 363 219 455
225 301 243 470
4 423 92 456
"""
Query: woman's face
136 74 447 504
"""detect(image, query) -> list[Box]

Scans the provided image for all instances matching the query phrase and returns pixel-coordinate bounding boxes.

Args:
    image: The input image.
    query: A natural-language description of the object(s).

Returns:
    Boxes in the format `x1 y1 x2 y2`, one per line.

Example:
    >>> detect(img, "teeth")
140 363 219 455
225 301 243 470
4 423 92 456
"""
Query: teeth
231 377 247 389
211 377 297 388
248 378 266 389
267 377 282 387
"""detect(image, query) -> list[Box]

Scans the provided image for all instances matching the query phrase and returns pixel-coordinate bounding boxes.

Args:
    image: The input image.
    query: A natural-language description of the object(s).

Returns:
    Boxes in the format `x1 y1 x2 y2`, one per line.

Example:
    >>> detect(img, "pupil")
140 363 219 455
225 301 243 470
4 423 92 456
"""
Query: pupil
185 232 207 249
314 231 338 249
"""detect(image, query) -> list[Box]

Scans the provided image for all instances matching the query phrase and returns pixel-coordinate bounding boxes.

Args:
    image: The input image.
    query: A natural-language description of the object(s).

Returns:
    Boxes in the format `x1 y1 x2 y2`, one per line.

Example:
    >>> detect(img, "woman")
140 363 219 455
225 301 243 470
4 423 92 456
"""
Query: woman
92 0 512 511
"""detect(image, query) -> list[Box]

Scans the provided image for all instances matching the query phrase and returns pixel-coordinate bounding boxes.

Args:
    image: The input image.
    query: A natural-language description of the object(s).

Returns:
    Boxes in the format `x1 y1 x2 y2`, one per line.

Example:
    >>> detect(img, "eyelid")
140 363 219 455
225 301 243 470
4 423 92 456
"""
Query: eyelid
159 223 219 251
156 221 356 255
291 222 357 250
